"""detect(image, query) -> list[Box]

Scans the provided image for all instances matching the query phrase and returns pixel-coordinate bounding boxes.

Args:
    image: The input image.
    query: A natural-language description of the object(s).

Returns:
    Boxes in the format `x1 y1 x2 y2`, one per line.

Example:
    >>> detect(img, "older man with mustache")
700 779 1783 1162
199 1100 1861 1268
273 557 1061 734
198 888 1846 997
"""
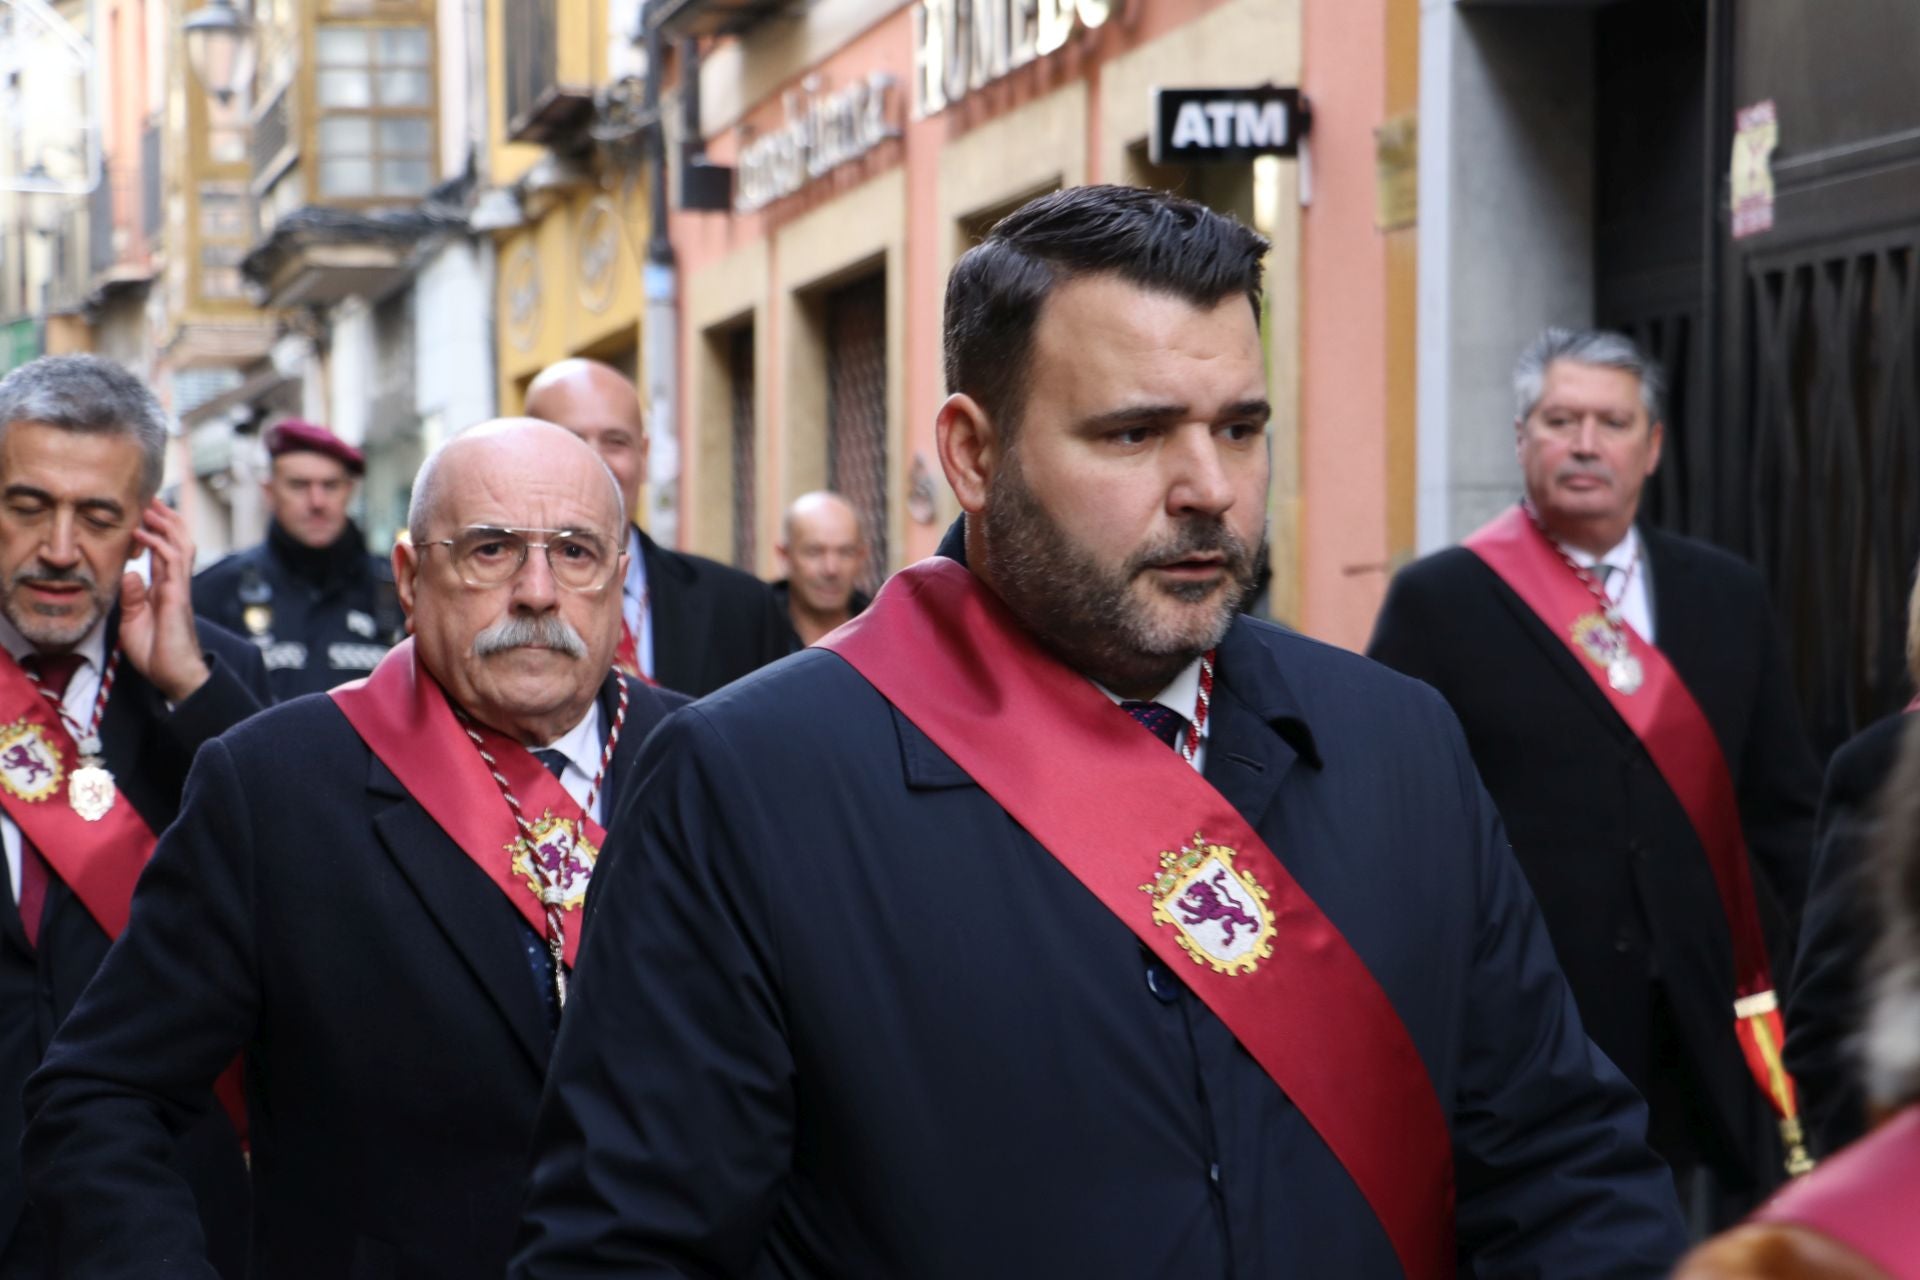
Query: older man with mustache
1370 329 1820 1231
22 418 685 1279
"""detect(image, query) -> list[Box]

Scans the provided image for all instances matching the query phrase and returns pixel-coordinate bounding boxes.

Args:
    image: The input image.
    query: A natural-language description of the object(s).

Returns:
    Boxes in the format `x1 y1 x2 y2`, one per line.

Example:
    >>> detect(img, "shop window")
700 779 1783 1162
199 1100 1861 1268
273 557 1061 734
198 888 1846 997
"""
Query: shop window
315 25 433 199
824 273 888 595
727 324 757 572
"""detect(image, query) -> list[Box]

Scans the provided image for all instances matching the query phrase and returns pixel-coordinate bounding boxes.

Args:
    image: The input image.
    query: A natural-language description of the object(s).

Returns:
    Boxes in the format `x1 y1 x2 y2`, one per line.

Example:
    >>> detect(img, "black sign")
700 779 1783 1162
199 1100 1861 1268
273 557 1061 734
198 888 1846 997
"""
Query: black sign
1149 87 1309 165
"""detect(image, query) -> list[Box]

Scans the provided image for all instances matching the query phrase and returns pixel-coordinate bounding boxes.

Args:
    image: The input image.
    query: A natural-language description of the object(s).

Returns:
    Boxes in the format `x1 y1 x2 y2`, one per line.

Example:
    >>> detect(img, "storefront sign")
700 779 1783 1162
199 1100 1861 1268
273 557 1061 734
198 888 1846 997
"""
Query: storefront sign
735 73 901 215
1731 100 1777 239
912 0 1115 118
1150 87 1308 165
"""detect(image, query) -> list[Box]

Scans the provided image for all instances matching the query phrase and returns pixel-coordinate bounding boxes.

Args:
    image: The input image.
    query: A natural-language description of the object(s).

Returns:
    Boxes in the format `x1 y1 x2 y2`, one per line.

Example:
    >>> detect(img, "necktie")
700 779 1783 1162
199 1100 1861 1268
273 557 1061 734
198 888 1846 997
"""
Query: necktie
520 747 573 1032
1590 562 1616 601
16 652 83 948
1121 700 1187 751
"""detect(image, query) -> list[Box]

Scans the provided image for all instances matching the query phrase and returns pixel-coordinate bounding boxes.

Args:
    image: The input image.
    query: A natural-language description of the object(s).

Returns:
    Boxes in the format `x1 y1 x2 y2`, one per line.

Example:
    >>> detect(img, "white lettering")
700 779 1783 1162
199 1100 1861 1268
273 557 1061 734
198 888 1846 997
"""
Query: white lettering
735 73 902 214
1205 101 1237 147
1170 102 1213 152
1234 101 1289 148
911 0 1107 116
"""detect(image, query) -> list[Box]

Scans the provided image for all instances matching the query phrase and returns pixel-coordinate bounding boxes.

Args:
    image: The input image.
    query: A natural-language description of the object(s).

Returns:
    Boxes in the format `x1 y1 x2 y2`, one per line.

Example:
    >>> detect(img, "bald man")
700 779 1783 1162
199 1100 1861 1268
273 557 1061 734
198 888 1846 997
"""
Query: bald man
22 420 687 1279
525 359 789 697
774 491 871 648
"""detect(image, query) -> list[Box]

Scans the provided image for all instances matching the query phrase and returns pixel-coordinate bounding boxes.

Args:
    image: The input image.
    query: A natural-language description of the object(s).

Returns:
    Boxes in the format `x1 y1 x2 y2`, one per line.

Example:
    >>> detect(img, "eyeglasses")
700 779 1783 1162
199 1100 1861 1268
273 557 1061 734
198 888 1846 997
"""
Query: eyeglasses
419 526 619 592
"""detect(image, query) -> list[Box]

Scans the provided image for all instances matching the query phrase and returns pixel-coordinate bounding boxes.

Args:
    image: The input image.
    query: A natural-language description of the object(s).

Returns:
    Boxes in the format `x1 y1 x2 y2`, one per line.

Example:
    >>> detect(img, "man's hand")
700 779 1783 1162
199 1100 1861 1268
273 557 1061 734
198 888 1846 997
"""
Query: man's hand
120 499 211 704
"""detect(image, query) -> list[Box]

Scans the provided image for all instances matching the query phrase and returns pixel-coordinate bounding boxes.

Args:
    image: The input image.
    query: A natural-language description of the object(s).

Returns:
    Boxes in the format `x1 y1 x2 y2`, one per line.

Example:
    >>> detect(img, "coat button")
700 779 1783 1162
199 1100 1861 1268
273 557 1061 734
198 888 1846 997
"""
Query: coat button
1144 961 1181 1004
1613 930 1636 954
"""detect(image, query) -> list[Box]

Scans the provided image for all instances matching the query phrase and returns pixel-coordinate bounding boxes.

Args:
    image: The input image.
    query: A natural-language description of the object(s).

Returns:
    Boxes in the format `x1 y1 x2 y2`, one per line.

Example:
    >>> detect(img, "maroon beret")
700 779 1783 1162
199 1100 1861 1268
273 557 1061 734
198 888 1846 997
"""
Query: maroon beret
264 419 364 474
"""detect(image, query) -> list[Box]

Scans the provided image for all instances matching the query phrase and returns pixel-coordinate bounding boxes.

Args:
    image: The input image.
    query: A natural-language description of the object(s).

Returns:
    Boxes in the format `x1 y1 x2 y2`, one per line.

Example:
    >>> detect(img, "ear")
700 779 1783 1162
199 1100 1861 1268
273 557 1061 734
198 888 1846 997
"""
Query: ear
393 541 420 636
936 393 1001 516
1645 419 1665 476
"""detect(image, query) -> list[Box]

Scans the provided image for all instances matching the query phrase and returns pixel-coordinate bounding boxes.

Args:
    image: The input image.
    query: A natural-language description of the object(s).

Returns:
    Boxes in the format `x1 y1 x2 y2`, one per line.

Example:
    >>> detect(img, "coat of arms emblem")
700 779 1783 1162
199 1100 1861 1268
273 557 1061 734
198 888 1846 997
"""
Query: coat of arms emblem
509 811 598 912
0 721 63 803
1139 832 1277 975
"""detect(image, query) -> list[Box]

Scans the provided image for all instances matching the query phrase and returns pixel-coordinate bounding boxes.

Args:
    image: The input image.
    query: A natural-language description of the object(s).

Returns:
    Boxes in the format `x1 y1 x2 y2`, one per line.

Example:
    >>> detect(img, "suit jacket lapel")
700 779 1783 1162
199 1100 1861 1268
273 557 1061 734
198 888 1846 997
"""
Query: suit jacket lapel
1474 556 1636 745
367 755 550 1073
1206 623 1315 834
597 674 649 818
638 529 705 694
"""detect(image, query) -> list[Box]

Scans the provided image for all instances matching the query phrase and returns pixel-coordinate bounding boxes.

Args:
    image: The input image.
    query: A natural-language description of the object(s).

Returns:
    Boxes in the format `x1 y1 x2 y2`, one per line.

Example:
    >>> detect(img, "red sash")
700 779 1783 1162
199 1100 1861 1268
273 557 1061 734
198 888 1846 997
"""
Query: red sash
821 558 1454 1280
0 653 155 938
1752 1107 1920 1277
1465 506 1807 1166
331 639 605 967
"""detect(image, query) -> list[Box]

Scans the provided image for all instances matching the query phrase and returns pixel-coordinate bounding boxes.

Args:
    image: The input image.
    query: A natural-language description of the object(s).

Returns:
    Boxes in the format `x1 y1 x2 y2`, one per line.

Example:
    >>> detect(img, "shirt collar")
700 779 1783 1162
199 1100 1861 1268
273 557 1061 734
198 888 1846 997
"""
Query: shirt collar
538 697 607 780
0 608 110 674
1560 524 1640 574
1093 655 1205 726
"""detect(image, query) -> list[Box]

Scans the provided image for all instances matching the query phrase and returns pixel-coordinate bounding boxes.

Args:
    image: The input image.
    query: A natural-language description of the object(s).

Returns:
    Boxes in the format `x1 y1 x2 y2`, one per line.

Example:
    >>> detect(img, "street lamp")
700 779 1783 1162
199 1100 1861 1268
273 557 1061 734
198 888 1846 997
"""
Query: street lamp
183 0 257 106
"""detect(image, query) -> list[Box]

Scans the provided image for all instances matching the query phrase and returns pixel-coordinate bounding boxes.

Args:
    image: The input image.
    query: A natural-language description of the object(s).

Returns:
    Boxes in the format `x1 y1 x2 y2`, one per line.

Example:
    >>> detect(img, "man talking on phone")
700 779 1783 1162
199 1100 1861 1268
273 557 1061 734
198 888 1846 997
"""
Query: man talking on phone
0 356 268 1278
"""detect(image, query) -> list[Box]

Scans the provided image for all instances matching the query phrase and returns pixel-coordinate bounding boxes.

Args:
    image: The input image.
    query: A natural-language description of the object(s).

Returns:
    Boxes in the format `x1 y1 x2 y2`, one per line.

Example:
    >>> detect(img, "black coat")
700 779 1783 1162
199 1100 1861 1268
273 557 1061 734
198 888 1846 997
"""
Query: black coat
637 529 789 698
0 616 269 1277
191 522 403 703
21 672 684 1279
513 544 1687 1276
1783 711 1913 1156
1368 525 1820 1189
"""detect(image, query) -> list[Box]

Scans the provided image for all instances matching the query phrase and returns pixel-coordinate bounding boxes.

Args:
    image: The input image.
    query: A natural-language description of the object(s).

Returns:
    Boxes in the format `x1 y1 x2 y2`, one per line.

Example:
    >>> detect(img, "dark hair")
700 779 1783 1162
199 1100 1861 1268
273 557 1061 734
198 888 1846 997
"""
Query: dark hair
0 354 168 498
942 184 1270 436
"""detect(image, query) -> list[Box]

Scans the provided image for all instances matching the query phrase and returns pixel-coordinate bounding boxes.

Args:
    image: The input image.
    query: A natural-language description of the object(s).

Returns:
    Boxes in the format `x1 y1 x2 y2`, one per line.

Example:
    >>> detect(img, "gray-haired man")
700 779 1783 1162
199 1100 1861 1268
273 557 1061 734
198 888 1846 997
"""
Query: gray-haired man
0 355 269 1276
1368 328 1820 1225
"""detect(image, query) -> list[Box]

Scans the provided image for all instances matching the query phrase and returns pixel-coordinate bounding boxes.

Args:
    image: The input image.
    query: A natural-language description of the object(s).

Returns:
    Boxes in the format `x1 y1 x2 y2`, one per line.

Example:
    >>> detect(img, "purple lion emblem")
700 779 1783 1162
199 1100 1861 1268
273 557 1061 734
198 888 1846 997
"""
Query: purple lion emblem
531 829 589 893
1176 869 1260 946
2 743 49 785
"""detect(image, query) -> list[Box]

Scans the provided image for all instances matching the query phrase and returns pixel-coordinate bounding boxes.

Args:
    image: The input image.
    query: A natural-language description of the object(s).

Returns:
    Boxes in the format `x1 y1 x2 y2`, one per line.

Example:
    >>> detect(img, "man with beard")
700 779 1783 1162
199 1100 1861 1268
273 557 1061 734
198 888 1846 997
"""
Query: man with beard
0 355 269 1277
23 419 684 1277
1368 330 1819 1222
523 359 789 697
512 186 1686 1278
192 420 402 701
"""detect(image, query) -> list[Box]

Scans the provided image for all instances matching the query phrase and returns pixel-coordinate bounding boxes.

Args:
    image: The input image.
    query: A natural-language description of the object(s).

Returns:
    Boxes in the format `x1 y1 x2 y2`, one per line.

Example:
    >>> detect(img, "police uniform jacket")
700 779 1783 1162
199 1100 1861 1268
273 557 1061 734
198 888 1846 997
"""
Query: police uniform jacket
512 528 1688 1278
0 614 268 1278
1367 525 1820 1191
21 671 684 1279
191 520 400 702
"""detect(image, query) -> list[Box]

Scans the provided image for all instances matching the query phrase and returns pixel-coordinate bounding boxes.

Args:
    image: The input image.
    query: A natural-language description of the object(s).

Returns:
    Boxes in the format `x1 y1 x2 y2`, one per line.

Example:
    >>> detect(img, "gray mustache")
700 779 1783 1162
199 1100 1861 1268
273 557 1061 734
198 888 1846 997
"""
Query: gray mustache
12 563 97 590
471 613 588 659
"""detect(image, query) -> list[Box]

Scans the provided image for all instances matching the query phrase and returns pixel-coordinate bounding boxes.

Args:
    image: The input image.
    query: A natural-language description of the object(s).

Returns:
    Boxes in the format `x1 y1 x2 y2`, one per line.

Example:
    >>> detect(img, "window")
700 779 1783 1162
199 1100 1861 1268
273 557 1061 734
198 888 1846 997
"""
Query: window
315 25 433 199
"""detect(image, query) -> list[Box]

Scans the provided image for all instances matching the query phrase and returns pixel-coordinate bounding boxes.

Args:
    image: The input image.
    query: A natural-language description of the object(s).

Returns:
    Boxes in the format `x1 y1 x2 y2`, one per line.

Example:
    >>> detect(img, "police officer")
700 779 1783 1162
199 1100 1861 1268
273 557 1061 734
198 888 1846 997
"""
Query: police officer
192 420 402 701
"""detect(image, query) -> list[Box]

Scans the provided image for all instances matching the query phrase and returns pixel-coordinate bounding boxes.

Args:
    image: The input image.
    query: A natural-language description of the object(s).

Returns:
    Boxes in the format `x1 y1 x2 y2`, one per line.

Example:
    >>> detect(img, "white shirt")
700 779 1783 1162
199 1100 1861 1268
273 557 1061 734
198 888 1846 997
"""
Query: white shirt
0 614 110 903
1095 656 1208 773
537 699 610 824
622 528 654 680
1562 526 1656 644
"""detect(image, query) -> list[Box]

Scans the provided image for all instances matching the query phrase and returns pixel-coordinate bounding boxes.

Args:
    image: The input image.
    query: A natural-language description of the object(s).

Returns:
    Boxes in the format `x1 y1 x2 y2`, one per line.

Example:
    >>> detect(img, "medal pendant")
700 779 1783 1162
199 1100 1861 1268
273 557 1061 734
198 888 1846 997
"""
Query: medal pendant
1608 655 1644 695
69 759 116 822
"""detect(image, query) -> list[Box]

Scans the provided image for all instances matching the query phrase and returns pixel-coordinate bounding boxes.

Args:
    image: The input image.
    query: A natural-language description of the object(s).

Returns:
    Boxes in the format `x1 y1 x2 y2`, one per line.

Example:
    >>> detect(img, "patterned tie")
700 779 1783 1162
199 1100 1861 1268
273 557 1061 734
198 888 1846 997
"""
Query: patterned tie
520 747 572 1032
16 652 83 948
1121 700 1187 751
